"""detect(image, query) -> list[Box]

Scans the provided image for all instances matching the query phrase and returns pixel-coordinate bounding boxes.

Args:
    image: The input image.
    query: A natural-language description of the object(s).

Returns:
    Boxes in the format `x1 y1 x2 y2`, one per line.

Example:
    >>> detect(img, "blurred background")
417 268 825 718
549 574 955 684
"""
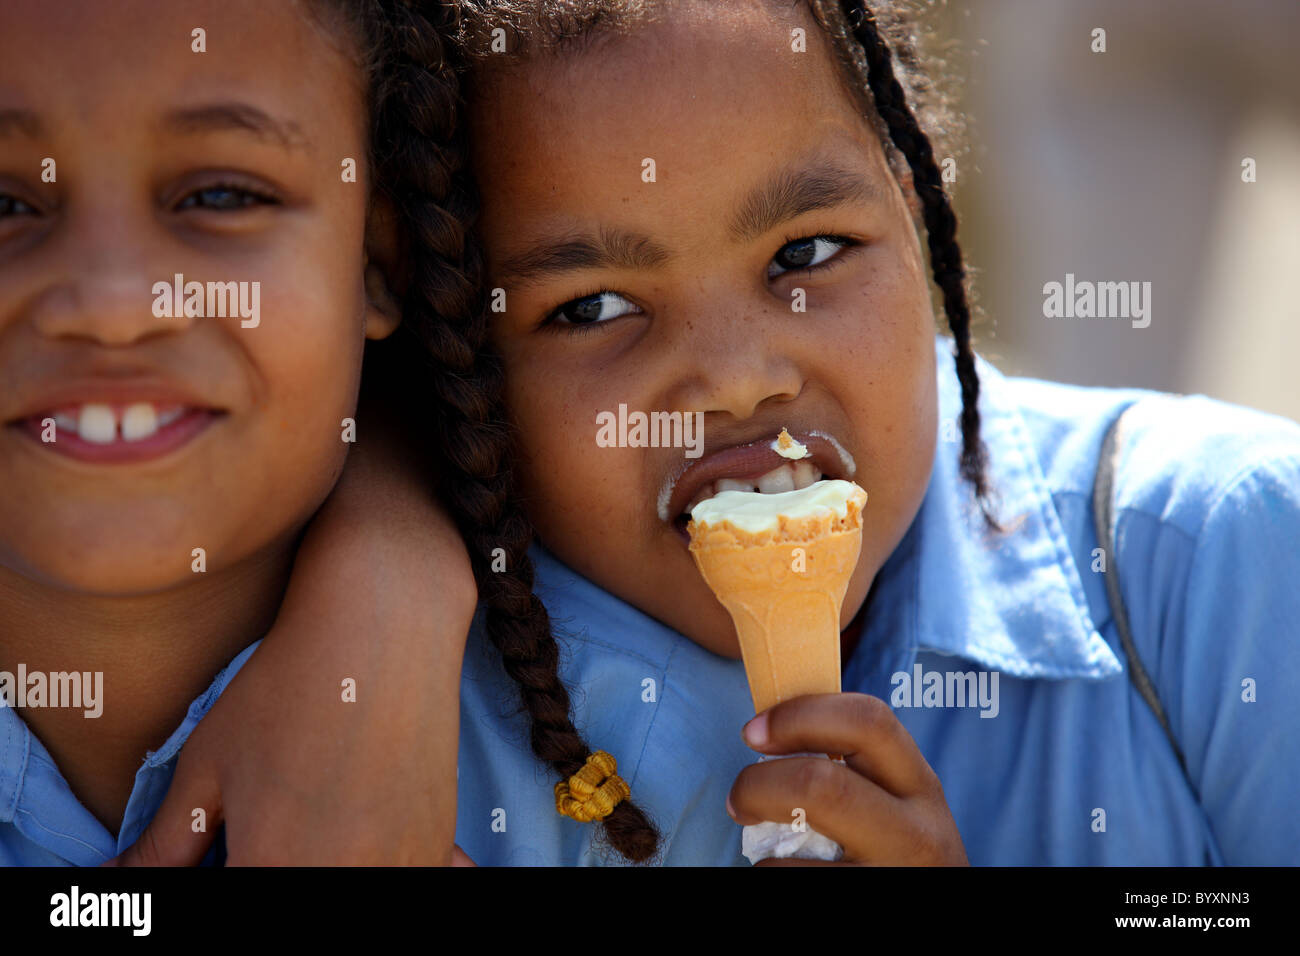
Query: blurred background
927 0 1300 423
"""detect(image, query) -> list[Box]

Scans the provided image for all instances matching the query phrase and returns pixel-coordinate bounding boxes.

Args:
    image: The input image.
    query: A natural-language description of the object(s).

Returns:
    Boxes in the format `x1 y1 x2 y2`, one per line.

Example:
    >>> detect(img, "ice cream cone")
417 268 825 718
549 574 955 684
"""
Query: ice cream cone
687 481 867 712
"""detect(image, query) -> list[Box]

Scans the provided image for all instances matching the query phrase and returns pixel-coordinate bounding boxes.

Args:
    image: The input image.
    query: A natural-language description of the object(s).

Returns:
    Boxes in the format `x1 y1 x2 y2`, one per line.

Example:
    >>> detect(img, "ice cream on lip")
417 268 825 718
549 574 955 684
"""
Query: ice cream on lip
658 427 858 527
771 427 808 460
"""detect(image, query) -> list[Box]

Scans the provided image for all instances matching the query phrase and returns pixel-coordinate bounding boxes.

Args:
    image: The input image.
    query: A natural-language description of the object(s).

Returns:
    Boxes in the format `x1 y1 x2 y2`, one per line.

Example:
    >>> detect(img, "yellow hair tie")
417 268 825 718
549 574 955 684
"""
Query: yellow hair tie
554 750 631 823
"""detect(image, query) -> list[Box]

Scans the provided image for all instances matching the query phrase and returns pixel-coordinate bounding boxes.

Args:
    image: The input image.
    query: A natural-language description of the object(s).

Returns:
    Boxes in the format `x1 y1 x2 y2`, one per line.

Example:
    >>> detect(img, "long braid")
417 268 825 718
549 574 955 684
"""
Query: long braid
832 0 997 526
367 0 660 863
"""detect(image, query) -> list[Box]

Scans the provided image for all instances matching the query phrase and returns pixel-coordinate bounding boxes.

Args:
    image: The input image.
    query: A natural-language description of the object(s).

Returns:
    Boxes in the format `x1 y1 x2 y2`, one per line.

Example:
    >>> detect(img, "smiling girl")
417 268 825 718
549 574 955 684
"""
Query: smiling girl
0 0 477 864
445 0 1300 865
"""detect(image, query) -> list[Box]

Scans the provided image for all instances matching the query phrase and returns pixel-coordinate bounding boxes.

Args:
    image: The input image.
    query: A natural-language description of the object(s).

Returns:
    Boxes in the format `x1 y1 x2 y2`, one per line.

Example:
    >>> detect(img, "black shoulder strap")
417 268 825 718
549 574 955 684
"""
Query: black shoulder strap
1092 404 1189 775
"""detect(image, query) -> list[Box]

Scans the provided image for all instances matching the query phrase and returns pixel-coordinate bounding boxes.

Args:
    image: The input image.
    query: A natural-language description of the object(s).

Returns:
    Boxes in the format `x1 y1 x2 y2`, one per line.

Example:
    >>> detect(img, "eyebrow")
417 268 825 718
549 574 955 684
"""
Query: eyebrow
729 162 886 243
496 160 885 284
0 109 42 139
161 102 309 150
497 226 671 284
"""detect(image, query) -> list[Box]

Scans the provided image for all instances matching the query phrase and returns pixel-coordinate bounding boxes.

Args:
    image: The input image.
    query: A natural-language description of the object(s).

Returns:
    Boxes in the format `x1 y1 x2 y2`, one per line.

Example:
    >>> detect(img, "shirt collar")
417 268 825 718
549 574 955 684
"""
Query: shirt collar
852 337 1123 684
0 641 259 863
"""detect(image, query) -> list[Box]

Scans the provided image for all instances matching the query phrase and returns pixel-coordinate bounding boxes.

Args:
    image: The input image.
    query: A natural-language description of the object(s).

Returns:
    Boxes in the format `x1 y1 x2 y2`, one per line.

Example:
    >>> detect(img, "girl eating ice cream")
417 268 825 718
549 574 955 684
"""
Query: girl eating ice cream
440 0 1300 865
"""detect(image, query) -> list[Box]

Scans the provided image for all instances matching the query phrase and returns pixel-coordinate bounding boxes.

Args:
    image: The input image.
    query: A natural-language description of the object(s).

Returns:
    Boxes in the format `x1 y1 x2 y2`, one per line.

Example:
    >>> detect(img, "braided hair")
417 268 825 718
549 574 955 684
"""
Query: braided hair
316 0 661 862
817 0 996 525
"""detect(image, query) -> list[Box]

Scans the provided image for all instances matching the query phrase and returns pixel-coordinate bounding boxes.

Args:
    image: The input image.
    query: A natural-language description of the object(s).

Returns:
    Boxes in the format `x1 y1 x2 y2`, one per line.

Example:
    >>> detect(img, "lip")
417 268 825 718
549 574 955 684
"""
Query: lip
660 429 855 533
11 408 224 464
4 380 230 466
4 381 226 425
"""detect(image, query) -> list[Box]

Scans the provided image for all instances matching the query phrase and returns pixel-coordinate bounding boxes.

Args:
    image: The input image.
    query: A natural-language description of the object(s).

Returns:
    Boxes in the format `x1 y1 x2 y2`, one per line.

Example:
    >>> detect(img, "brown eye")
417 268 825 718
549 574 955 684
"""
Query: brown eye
768 235 852 278
548 291 640 327
776 237 818 269
177 184 277 211
0 194 37 217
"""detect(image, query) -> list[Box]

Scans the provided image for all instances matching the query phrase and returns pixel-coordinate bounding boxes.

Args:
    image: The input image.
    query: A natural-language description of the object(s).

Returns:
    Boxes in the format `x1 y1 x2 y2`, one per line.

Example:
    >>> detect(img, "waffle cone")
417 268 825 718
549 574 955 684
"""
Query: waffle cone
688 505 863 713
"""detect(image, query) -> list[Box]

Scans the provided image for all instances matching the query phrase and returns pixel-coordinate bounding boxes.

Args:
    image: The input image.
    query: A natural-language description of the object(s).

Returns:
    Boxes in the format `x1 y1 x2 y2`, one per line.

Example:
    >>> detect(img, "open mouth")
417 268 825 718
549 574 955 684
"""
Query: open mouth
664 431 850 544
9 401 226 464
672 460 824 538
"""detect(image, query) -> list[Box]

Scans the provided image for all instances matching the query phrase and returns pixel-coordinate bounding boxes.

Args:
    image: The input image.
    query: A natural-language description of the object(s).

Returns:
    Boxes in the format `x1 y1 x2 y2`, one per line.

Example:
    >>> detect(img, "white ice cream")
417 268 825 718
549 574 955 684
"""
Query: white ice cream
771 428 808 460
690 478 866 534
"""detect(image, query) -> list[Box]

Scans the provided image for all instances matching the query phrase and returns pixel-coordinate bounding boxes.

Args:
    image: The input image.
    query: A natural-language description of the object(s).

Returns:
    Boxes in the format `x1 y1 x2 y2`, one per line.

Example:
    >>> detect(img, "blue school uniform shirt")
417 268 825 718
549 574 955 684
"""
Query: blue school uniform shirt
455 334 1300 865
0 643 257 865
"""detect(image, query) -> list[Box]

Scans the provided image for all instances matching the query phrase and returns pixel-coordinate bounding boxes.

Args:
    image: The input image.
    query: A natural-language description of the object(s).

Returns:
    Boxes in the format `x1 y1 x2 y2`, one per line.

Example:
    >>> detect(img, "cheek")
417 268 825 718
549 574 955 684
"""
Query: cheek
196 257 366 574
822 252 937 522
498 346 636 540
253 266 364 466
499 356 578 510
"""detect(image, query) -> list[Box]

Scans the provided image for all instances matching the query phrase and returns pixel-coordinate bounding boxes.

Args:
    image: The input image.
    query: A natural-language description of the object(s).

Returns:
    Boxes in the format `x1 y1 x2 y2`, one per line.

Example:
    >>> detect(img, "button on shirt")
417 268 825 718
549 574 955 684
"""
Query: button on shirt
455 335 1300 865
0 643 257 865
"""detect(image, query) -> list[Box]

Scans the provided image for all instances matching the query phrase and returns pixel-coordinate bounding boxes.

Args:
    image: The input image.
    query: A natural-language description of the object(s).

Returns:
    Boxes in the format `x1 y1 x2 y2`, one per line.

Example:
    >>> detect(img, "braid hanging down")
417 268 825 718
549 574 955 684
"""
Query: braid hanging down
831 0 996 527
358 0 662 862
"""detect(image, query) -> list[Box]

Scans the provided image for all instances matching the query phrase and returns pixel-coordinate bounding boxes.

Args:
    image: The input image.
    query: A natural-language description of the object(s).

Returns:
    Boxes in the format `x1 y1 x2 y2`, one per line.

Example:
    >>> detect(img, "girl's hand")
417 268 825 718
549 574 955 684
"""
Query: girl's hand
726 693 969 866
109 392 476 865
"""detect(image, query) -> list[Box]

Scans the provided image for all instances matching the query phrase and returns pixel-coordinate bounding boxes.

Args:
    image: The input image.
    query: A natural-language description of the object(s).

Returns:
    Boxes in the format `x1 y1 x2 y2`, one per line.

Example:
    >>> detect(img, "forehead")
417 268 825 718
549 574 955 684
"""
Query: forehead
475 0 854 121
0 0 364 147
469 0 889 235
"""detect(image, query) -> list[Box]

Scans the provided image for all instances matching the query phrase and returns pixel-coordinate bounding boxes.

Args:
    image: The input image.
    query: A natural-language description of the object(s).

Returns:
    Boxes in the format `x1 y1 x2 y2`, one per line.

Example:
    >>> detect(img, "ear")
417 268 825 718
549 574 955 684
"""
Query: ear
362 196 403 341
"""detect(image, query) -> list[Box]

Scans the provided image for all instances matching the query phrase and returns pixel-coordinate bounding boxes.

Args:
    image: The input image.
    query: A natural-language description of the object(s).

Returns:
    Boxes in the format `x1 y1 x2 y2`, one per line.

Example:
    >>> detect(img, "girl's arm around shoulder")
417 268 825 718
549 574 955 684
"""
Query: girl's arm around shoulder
113 393 475 865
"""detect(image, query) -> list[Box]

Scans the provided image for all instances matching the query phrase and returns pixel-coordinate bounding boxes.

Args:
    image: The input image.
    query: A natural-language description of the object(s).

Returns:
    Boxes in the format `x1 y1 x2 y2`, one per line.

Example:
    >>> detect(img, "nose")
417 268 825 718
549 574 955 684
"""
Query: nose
26 203 192 347
667 289 804 420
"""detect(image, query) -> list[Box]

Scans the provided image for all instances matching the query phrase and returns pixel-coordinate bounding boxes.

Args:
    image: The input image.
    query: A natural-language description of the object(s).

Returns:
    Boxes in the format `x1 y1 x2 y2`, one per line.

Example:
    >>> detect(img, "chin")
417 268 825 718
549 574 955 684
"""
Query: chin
670 602 745 660
690 630 745 661
5 509 222 597
10 556 189 598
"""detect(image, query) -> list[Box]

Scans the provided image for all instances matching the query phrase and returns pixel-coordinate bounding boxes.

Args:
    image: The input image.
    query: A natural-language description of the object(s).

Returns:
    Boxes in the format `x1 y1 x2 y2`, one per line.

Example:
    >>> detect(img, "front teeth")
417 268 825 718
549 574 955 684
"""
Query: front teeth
791 460 820 489
66 403 186 444
716 478 754 494
120 403 159 441
79 405 117 444
756 466 796 494
686 461 826 516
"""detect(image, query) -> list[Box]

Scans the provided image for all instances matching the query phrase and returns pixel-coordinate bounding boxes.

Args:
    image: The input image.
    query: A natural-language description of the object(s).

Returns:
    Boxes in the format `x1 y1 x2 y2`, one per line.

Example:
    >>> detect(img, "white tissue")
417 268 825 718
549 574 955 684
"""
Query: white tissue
742 821 844 863
739 754 846 864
